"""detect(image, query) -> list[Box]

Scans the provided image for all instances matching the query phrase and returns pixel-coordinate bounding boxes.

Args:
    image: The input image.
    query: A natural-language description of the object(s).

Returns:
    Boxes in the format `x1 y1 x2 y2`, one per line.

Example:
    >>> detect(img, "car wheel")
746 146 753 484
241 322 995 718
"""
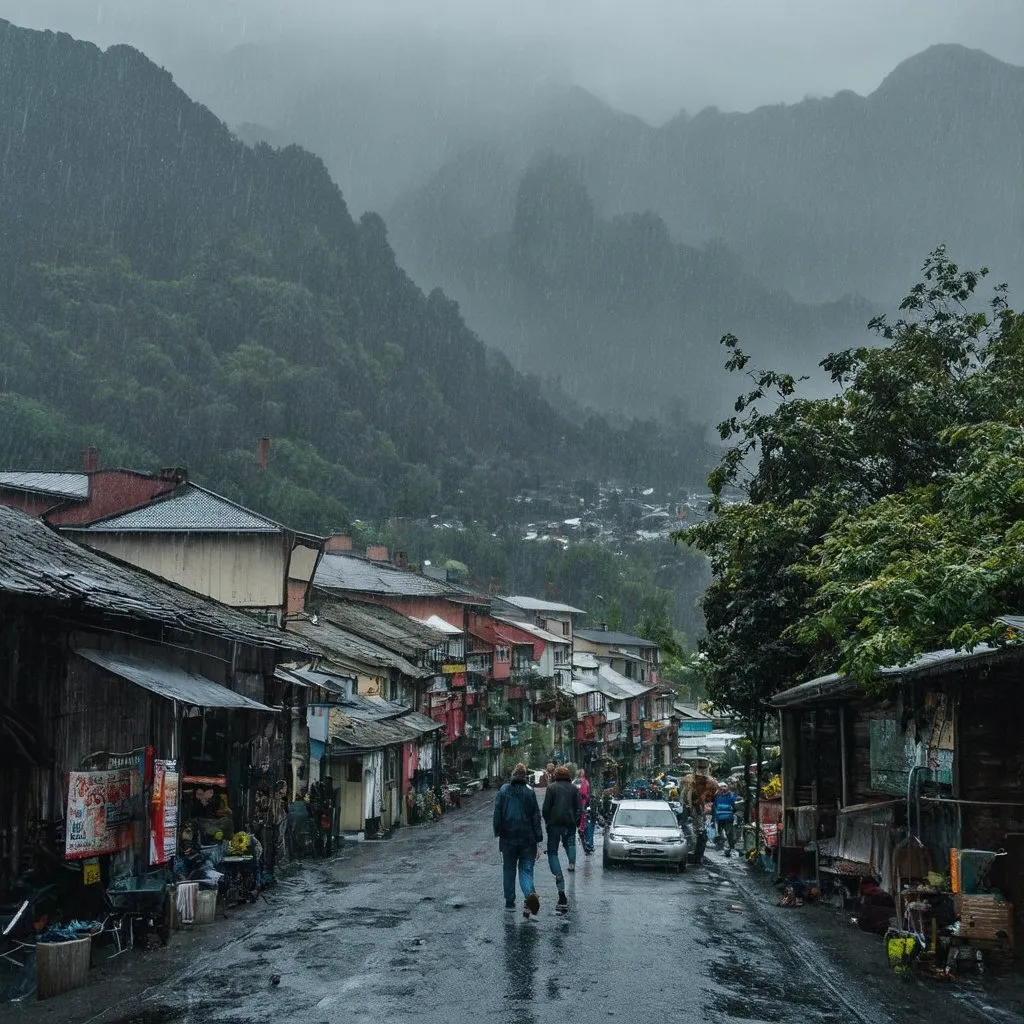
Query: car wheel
602 849 611 869
676 860 686 874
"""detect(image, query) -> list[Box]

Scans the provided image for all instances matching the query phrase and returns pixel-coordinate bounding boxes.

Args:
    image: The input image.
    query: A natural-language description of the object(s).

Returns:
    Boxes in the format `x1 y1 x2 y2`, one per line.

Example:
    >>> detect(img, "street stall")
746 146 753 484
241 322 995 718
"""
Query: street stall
773 644 1024 976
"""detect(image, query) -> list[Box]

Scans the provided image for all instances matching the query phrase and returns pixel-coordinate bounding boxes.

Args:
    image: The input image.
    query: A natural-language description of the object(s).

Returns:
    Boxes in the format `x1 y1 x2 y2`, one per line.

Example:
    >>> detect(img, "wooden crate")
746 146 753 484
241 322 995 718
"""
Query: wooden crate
956 894 1014 948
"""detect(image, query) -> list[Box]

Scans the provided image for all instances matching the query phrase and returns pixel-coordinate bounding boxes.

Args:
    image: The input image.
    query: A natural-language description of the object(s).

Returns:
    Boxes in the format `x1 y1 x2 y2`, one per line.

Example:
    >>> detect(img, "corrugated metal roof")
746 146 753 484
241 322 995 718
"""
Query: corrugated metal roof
412 615 464 636
493 616 569 646
315 553 468 598
772 642 1024 708
288 618 430 678
595 664 653 700
329 705 440 751
0 506 311 653
74 648 273 711
274 664 355 696
63 484 283 533
572 652 601 670
568 677 600 695
575 628 659 648
498 596 586 615
0 472 89 499
320 600 448 657
674 702 712 720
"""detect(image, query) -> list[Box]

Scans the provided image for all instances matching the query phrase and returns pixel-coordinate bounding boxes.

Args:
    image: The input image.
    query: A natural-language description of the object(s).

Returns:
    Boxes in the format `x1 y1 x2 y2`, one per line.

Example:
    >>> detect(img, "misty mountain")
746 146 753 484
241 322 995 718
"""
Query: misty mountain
583 44 1024 304
388 154 870 418
0 20 706 531
225 42 1022 308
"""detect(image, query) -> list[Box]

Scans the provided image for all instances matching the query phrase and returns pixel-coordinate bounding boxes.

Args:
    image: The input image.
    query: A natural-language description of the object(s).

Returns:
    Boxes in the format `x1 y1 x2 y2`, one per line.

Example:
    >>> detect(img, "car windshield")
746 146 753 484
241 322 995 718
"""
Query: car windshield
614 809 678 829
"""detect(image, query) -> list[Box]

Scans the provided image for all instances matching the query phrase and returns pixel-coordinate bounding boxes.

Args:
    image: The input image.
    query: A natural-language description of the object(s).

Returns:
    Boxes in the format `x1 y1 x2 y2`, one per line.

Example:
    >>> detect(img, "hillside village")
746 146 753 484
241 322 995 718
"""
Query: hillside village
0 453 713 907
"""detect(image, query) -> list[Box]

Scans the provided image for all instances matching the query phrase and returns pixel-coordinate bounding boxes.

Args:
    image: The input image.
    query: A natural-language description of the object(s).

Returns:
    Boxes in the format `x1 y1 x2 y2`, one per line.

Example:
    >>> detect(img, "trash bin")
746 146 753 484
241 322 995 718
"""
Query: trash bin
36 935 91 1000
195 890 217 925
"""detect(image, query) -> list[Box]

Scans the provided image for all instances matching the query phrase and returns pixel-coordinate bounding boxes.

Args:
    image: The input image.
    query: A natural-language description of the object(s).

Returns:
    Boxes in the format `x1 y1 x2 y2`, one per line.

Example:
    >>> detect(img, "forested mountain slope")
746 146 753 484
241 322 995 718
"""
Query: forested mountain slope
0 21 705 531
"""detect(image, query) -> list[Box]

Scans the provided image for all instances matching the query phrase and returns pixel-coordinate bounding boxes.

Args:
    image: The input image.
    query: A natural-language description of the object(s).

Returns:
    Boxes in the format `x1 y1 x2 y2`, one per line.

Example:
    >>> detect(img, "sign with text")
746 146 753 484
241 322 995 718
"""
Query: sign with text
65 768 138 859
149 759 180 865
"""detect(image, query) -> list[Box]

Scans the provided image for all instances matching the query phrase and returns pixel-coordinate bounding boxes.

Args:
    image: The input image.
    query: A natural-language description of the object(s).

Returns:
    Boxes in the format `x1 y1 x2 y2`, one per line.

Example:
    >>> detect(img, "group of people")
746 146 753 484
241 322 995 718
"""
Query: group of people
493 759 744 915
491 761 595 917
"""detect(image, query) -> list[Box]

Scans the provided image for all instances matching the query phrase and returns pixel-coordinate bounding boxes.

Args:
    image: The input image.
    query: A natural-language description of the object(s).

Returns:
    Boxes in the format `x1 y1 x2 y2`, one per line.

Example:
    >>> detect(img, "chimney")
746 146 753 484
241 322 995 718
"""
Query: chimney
366 545 389 562
394 551 408 569
158 467 188 484
82 447 100 473
600 622 609 631
324 533 353 554
256 436 270 471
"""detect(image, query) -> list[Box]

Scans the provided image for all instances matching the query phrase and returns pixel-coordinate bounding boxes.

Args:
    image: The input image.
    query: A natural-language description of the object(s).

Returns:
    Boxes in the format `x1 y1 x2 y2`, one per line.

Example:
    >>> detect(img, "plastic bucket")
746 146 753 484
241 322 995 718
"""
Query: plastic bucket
195 889 217 925
36 936 91 1000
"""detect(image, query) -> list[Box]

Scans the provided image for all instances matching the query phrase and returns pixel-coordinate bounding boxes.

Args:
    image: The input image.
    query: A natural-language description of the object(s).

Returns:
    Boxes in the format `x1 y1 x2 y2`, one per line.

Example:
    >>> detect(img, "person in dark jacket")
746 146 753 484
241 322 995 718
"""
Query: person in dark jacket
493 762 543 916
542 765 581 912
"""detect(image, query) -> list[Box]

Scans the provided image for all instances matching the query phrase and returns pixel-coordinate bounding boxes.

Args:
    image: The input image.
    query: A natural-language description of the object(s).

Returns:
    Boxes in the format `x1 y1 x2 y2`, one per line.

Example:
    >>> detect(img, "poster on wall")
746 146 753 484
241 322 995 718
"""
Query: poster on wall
150 759 181 864
65 768 137 859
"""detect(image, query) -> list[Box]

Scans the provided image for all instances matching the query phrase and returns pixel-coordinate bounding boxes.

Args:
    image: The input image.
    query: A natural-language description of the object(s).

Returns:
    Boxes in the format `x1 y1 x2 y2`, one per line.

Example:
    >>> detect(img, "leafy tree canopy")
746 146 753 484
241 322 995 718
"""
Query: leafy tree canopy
680 247 1024 717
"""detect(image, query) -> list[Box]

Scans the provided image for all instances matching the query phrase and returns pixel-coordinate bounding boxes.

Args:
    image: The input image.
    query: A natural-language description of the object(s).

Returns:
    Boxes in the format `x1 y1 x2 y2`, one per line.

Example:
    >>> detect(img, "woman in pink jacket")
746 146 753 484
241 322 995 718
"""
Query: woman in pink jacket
575 770 594 853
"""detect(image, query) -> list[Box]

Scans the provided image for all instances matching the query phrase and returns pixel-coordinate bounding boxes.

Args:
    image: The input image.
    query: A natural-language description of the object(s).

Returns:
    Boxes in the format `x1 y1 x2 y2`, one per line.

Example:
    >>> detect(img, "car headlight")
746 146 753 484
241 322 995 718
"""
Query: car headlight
609 832 627 842
663 837 684 844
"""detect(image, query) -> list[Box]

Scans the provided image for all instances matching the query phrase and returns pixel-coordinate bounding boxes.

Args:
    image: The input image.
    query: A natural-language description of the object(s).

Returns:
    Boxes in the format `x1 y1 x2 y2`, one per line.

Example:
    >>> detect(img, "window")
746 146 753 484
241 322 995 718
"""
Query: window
562 621 570 636
613 808 678 829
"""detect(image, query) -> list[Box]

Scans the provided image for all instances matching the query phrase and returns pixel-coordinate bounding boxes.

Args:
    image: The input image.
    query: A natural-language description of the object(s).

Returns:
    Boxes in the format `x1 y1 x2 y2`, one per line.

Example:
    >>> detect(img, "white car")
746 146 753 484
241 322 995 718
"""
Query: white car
602 799 688 872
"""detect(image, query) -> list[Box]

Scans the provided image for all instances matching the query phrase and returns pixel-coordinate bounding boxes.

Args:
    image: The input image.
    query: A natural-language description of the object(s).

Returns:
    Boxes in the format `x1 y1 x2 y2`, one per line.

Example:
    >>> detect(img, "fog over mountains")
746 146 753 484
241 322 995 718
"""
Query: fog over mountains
2 2 1021 424
223 41 1024 417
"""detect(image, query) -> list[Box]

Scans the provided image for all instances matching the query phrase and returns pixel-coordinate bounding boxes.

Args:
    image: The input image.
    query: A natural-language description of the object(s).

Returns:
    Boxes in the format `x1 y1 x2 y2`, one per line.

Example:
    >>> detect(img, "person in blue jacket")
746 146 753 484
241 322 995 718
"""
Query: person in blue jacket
713 782 738 857
493 762 543 916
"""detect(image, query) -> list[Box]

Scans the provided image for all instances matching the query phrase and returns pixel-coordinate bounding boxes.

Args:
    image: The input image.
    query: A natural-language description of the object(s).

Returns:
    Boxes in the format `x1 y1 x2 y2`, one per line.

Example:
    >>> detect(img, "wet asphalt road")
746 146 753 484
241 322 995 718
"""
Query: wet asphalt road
76 793 1018 1024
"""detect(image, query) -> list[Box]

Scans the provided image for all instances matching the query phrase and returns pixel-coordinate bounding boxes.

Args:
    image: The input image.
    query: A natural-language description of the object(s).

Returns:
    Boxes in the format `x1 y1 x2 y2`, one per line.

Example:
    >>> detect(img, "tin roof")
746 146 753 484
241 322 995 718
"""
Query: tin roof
574 628 659 648
0 506 311 653
771 641 1024 708
493 616 569 647
595 664 653 700
319 601 448 658
314 552 473 598
328 694 442 752
0 472 90 499
62 483 285 533
288 617 430 679
498 595 586 615
74 648 274 711
412 615 464 636
273 664 356 696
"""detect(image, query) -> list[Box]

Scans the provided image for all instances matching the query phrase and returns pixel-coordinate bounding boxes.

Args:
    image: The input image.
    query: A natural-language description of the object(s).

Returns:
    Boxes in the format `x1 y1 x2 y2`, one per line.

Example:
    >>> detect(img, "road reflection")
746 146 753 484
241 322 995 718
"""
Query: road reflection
502 917 539 1024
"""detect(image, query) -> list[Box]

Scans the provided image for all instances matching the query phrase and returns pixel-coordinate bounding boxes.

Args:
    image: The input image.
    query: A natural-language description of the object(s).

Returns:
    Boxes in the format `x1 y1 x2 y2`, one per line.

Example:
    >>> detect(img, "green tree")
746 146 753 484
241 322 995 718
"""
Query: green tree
680 248 1017 720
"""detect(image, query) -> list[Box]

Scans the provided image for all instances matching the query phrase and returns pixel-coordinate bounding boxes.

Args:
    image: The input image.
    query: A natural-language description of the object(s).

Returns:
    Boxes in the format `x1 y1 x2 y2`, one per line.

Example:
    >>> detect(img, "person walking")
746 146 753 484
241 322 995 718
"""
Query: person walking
493 762 543 916
574 769 594 854
542 765 581 914
713 782 738 857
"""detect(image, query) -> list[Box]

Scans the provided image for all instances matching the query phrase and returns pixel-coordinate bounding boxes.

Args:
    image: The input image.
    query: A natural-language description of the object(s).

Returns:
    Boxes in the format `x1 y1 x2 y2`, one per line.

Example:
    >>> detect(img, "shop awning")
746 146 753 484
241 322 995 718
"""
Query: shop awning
274 664 354 696
74 648 274 711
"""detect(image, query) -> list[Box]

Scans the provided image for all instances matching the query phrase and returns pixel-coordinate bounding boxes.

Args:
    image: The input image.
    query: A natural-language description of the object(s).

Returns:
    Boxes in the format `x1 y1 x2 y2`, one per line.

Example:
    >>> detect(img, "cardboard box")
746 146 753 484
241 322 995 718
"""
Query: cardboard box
956 894 1014 948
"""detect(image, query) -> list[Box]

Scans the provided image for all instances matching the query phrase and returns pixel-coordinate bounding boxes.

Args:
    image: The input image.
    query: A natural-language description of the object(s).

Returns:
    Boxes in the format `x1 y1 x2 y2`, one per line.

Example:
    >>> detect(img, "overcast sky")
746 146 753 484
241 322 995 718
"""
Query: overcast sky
2 0 1022 122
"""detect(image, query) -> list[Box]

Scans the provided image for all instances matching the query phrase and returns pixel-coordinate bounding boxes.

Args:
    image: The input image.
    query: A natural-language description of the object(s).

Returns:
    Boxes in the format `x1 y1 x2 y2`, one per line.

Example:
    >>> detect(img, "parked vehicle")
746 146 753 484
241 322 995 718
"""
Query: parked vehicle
602 799 688 872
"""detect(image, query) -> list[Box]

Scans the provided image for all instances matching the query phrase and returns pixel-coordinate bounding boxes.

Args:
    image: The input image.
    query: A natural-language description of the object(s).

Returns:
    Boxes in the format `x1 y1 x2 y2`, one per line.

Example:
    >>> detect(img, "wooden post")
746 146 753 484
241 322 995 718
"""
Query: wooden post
839 705 850 808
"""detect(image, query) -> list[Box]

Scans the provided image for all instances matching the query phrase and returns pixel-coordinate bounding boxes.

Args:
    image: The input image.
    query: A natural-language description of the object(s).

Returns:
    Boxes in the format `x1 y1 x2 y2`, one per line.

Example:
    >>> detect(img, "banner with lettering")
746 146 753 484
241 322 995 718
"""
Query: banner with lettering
149 759 180 864
65 768 136 859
